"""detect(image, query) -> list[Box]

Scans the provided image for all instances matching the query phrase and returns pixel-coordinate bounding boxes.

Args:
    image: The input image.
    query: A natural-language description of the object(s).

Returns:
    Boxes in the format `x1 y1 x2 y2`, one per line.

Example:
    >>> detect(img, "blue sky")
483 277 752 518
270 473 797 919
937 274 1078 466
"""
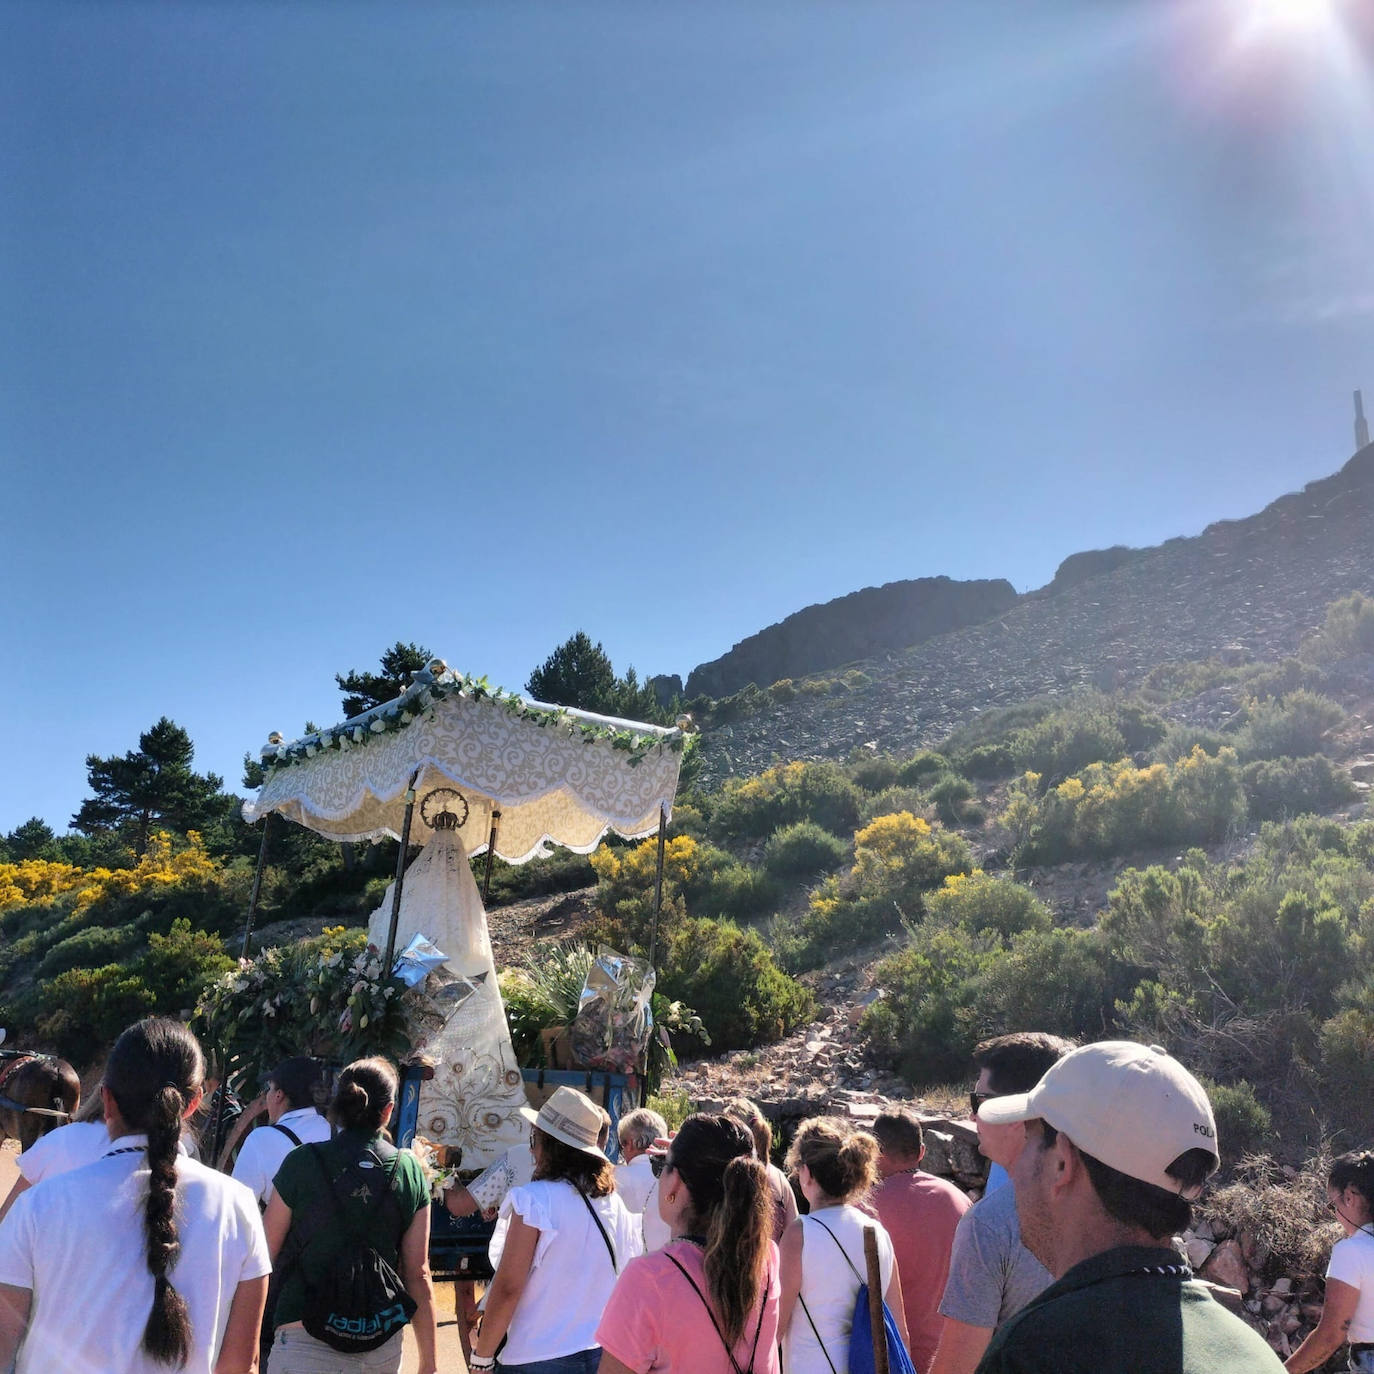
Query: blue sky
4 0 1373 833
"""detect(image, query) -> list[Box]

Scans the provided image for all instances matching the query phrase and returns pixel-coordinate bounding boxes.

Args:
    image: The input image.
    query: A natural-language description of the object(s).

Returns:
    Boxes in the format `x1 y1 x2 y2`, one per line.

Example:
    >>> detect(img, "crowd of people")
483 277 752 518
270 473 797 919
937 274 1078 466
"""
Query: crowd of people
0 1018 1370 1374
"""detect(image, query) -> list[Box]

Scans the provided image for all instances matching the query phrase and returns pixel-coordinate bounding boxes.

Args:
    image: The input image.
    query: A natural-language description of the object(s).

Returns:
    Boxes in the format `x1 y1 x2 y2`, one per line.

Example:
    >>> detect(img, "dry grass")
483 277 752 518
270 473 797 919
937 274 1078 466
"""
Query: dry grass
1201 1151 1342 1285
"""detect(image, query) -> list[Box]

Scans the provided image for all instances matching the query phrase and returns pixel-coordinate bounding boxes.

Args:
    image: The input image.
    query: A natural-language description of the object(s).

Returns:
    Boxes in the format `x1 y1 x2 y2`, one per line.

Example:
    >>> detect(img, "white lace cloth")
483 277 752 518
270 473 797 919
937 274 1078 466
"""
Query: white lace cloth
243 689 682 860
367 827 530 1169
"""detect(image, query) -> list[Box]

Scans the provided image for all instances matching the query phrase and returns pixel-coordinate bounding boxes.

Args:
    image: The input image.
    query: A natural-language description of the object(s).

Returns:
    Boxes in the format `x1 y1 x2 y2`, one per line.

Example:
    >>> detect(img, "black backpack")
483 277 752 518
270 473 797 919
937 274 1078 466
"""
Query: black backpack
296 1144 418 1353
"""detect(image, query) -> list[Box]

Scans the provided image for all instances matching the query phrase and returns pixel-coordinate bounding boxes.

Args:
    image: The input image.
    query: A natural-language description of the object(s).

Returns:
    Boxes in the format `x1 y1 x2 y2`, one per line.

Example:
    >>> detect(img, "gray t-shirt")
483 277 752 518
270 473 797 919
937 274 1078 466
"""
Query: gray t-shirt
938 1180 1053 1328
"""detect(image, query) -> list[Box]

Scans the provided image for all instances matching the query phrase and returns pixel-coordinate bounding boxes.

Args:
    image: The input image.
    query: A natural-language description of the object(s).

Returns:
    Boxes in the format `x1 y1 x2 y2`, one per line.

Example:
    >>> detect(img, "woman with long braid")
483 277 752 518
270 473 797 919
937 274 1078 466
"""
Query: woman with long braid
596 1113 781 1374
0 1017 270 1373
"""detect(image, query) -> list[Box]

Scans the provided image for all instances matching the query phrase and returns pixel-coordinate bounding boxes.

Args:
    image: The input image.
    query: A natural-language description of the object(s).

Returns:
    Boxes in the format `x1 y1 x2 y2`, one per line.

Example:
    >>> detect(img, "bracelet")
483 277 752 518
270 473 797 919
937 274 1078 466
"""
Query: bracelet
469 1355 496 1370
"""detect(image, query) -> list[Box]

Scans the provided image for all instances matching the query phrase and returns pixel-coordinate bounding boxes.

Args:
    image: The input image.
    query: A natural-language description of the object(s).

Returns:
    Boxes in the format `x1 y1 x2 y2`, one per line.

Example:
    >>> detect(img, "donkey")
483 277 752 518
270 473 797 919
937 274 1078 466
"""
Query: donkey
0 1050 81 1150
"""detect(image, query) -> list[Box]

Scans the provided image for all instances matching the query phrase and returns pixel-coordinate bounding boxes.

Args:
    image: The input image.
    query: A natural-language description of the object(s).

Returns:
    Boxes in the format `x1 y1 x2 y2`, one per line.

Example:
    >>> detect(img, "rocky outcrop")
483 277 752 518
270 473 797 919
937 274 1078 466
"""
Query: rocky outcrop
684 577 1019 699
697 445 1374 782
1043 544 1144 596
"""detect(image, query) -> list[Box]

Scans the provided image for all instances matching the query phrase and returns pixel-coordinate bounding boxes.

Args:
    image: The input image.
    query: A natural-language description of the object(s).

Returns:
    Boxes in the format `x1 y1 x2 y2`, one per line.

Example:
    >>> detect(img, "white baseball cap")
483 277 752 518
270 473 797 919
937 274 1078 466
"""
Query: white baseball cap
978 1041 1219 1196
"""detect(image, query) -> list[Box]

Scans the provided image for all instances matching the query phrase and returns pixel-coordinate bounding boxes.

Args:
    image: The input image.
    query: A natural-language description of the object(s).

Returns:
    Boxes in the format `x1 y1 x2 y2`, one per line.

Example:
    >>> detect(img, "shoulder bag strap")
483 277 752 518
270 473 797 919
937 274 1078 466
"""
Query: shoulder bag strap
271 1122 302 1147
666 1254 746 1374
575 1186 618 1274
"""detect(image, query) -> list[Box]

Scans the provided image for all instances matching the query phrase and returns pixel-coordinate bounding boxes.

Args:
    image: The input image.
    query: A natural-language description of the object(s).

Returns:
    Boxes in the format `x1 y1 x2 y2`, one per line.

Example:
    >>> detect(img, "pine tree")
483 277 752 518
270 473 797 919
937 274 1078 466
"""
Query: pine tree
335 641 433 718
72 718 224 858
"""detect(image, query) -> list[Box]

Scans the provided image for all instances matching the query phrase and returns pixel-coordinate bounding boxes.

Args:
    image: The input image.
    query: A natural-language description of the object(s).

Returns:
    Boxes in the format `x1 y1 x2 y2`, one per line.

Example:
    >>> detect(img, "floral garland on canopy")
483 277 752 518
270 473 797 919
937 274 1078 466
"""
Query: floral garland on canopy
257 660 688 776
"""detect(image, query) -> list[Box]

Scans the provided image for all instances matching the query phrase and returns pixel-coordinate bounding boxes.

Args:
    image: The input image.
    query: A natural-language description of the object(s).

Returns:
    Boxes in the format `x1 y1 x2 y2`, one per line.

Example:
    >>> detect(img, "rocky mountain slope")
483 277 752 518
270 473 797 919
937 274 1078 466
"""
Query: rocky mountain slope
682 576 1018 699
698 444 1374 781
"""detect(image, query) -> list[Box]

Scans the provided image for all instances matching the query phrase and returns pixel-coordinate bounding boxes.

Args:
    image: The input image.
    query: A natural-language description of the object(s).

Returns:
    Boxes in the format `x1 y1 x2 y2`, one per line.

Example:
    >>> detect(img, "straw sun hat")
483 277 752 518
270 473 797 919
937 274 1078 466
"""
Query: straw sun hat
519 1085 607 1160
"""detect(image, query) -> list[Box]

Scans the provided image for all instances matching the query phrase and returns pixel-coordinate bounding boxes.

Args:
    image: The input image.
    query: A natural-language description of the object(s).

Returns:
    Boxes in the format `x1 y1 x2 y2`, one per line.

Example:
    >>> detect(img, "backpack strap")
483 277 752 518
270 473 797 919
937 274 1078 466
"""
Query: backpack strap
271 1122 302 1147
797 1293 839 1374
808 1214 865 1284
574 1186 618 1274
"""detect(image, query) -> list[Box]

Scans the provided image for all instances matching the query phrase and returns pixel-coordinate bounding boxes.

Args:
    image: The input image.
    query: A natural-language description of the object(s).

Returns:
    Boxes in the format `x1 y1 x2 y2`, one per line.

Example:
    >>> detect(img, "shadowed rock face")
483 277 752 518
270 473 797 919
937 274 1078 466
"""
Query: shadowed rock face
684 576 1020 699
695 444 1374 783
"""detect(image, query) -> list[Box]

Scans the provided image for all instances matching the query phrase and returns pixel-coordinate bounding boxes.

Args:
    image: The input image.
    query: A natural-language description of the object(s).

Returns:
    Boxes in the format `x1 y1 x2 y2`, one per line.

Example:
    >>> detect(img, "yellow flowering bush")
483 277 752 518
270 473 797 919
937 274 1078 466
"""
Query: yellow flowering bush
1001 748 1247 862
0 831 218 913
708 761 860 842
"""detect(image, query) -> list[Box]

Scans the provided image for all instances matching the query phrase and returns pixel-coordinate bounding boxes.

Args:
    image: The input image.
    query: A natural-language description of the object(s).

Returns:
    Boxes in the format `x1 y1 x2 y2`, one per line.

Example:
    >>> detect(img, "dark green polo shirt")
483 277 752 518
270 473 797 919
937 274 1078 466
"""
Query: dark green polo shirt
974 1245 1284 1374
271 1129 429 1328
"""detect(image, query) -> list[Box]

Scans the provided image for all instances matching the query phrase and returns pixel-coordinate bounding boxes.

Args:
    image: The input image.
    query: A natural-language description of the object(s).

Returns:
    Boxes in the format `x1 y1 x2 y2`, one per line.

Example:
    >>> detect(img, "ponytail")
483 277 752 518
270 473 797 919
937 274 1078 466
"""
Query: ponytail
669 1114 772 1347
105 1018 203 1367
705 1155 771 1347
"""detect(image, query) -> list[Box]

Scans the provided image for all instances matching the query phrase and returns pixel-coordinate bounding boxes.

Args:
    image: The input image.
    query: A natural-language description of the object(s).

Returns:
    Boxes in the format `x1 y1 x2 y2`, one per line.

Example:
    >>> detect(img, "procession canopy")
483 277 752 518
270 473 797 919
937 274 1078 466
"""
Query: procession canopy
242 661 686 862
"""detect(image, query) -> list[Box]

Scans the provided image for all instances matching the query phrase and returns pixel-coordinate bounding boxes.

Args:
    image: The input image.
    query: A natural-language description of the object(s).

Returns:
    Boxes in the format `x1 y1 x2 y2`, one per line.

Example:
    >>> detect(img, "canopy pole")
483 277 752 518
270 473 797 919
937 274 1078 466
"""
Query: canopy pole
647 803 667 972
239 813 274 961
382 769 422 978
481 809 502 905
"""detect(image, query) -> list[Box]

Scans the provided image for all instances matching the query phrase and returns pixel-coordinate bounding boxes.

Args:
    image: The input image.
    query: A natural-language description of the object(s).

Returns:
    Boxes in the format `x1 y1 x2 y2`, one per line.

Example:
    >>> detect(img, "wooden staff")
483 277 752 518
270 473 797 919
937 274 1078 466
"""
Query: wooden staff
864 1225 890 1374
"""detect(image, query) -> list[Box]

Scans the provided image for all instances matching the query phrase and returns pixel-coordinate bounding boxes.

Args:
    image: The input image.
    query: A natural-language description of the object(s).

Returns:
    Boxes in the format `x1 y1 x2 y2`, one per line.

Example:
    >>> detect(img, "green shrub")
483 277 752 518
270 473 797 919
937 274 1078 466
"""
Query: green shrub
1320 1009 1374 1144
924 872 1052 940
36 965 158 1064
1012 706 1127 781
896 751 951 786
659 917 813 1052
762 822 849 880
842 669 873 690
929 774 975 825
860 787 930 824
36 923 141 981
849 755 901 793
1238 691 1345 762
1150 724 1230 765
768 679 797 703
862 925 994 1083
1241 756 1355 821
479 848 597 907
709 762 862 843
1302 592 1374 662
798 678 832 696
956 743 1016 779
1006 748 1247 863
1199 1079 1272 1163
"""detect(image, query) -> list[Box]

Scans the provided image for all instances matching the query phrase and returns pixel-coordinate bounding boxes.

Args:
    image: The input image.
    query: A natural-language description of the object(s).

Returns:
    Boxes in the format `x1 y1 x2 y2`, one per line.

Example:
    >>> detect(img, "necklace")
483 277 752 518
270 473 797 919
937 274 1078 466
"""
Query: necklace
672 1234 708 1247
102 1145 147 1158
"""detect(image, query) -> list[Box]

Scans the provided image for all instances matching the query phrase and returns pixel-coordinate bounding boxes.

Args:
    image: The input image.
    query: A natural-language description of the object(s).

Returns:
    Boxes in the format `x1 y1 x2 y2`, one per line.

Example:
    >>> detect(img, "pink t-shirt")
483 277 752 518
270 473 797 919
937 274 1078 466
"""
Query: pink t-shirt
596 1238 781 1374
870 1171 972 1373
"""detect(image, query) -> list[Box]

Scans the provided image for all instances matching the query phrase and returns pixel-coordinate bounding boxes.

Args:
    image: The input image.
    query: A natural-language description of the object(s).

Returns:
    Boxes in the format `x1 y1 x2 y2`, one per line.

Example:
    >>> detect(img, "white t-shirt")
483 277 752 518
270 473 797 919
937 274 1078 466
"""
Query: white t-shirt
785 1205 897 1374
231 1107 333 1207
0 1133 271 1374
615 1153 656 1214
16 1121 112 1184
1328 1229 1374 1342
489 1178 643 1365
641 1175 672 1252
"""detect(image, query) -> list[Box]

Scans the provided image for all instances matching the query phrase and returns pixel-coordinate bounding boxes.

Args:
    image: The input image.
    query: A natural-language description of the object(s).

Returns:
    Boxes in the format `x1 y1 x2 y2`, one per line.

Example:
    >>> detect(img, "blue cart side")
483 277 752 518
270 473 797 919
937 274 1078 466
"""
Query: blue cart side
397 1065 638 1282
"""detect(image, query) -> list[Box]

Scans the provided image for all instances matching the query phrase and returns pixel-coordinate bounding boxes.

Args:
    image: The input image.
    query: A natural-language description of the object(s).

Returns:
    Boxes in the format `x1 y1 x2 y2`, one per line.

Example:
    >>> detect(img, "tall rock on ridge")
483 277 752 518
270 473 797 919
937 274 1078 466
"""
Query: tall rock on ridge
685 576 1019 699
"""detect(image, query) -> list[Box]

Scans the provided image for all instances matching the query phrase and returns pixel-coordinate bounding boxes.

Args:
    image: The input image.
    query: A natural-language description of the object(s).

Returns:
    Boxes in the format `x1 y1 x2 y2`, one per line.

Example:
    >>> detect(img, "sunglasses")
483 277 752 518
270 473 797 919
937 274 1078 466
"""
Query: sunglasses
969 1091 998 1117
650 1152 672 1178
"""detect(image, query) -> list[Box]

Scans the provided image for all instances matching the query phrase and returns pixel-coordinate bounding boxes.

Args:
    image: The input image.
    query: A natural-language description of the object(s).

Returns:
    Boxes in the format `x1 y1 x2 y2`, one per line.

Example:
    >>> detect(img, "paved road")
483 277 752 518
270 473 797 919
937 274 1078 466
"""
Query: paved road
0 1139 469 1372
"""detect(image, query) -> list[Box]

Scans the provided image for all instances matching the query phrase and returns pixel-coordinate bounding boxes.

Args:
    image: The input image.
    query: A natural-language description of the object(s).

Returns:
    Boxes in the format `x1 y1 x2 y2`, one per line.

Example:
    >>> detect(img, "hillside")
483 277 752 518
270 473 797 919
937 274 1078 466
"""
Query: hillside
697 444 1374 781
682 576 1018 699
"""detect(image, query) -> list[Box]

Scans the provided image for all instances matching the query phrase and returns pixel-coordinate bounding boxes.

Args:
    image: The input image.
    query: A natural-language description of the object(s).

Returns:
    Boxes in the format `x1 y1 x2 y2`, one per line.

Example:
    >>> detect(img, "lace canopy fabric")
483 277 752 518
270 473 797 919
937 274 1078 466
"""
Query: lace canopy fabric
242 684 683 861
